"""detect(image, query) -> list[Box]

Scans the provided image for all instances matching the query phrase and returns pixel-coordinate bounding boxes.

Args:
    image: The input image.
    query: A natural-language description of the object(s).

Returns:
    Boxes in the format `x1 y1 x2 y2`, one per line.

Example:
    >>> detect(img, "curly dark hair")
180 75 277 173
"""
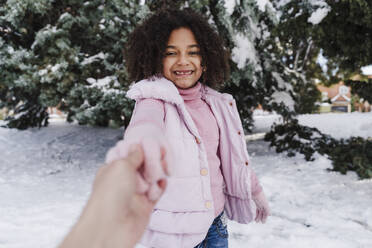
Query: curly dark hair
125 8 230 89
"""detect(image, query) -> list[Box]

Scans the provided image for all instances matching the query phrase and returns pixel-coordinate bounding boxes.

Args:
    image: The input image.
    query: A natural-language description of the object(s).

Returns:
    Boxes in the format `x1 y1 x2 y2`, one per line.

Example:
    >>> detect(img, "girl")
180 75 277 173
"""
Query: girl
106 8 270 248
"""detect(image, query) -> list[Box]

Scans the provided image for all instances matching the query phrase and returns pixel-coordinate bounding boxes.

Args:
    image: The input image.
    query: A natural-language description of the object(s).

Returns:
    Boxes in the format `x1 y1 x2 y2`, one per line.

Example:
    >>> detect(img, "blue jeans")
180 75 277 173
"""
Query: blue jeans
194 212 228 248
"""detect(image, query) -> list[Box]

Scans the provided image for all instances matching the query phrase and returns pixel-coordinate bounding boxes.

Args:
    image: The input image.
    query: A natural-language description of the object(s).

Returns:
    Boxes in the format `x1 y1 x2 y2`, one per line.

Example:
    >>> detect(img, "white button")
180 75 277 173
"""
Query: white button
205 201 212 209
200 168 208 176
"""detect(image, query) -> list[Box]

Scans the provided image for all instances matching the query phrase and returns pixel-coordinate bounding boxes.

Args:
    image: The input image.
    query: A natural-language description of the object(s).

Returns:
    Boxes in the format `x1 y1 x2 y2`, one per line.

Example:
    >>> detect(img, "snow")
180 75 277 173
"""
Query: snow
86 75 120 94
252 111 282 133
7 46 15 54
306 0 331 25
59 13 71 21
308 7 330 25
232 34 257 69
225 0 273 13
229 151 372 248
1 113 372 248
51 63 62 73
0 120 122 248
252 111 372 140
271 91 295 111
81 52 105 66
225 1 266 70
224 0 235 15
317 50 328 73
298 112 372 139
361 65 372 75
276 0 292 7
256 0 273 12
272 72 293 91
114 16 124 23
38 69 48 76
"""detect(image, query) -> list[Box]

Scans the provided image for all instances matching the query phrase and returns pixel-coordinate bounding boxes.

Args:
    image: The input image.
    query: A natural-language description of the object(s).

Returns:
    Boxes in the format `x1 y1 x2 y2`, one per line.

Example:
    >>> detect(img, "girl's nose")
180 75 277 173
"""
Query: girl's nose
177 53 189 65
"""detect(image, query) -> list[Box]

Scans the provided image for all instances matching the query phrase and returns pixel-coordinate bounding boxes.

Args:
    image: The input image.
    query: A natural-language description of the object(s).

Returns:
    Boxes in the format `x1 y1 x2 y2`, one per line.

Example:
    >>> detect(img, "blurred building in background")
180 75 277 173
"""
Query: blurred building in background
317 79 371 113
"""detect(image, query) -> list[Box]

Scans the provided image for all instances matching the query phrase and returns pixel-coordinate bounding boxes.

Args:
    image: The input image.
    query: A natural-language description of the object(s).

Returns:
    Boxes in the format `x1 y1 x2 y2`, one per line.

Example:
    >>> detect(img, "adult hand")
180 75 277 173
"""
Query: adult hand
253 191 270 224
106 124 172 201
59 144 167 248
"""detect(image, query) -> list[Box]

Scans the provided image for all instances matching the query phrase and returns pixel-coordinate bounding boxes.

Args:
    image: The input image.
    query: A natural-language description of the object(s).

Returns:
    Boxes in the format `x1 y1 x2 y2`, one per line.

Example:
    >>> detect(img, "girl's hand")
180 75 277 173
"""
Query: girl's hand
253 191 270 224
105 124 171 201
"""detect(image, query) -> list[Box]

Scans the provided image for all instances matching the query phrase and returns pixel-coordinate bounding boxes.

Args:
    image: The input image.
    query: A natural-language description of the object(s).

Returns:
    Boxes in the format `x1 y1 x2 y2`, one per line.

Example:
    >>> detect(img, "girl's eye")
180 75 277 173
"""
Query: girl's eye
189 51 200 56
165 51 176 56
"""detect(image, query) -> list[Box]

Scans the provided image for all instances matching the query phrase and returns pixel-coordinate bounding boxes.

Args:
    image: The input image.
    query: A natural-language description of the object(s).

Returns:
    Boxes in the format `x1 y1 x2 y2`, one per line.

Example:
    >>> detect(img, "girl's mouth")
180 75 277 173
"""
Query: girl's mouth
174 70 193 76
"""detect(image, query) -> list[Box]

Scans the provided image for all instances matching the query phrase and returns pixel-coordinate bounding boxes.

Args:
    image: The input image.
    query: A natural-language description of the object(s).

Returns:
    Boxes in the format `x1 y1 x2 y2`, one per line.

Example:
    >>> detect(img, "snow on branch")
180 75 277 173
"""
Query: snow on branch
308 1 331 25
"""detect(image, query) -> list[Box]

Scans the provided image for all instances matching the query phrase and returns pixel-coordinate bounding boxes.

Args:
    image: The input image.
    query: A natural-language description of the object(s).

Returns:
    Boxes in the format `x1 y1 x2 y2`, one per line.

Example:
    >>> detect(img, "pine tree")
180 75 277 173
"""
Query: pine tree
317 0 372 77
0 0 149 129
271 0 372 98
264 0 372 179
1 0 297 131
2 0 368 126
316 0 372 101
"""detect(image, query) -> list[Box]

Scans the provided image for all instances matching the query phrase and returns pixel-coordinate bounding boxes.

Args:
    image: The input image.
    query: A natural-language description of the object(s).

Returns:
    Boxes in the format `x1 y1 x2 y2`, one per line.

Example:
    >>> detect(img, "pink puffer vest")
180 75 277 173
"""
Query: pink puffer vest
126 77 256 248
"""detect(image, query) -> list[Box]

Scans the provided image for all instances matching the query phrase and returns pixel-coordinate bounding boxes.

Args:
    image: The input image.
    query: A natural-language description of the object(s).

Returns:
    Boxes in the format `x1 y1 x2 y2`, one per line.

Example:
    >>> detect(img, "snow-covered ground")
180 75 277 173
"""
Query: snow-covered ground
1 113 372 248
252 111 372 139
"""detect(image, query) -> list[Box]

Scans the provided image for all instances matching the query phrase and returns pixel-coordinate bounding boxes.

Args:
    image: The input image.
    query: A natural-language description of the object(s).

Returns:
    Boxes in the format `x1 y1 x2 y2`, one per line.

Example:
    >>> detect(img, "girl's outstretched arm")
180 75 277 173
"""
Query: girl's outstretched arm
106 99 170 201
126 99 165 131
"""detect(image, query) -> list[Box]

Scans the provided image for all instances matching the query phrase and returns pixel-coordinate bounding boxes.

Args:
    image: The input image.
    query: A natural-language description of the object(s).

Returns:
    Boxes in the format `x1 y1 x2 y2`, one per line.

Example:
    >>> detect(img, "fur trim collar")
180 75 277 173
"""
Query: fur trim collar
126 77 183 105
126 76 230 104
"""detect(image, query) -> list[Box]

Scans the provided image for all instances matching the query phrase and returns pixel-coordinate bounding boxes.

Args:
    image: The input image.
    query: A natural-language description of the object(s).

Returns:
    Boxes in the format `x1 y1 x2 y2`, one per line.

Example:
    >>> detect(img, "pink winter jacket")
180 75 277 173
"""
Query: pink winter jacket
106 77 260 248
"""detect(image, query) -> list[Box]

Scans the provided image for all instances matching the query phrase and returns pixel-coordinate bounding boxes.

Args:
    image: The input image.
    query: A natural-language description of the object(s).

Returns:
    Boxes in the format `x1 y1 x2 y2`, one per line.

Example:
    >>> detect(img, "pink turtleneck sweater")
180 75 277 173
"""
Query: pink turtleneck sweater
178 83 225 216
128 82 262 217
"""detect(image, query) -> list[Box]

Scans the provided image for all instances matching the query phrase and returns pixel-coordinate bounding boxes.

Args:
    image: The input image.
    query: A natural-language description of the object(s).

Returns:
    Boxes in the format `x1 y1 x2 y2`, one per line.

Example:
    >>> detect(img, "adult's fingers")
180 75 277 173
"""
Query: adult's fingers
146 179 167 202
142 138 163 182
147 184 164 201
158 179 167 192
136 172 150 193
160 146 166 160
160 147 169 176
126 144 145 170
153 179 167 201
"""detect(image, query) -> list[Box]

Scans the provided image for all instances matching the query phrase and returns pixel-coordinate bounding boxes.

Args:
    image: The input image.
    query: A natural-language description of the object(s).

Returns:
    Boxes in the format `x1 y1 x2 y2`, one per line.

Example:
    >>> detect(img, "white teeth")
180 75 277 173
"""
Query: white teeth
175 71 192 75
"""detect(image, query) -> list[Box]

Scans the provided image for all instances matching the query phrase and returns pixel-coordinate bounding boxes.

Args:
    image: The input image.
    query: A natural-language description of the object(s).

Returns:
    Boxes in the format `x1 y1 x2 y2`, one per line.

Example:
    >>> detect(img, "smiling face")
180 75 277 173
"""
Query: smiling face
162 28 203 89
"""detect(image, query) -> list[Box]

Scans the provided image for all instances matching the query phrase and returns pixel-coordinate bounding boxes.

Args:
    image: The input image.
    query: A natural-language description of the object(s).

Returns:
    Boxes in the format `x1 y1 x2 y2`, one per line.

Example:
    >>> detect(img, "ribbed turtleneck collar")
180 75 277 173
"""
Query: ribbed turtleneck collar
177 82 204 109
177 82 202 101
